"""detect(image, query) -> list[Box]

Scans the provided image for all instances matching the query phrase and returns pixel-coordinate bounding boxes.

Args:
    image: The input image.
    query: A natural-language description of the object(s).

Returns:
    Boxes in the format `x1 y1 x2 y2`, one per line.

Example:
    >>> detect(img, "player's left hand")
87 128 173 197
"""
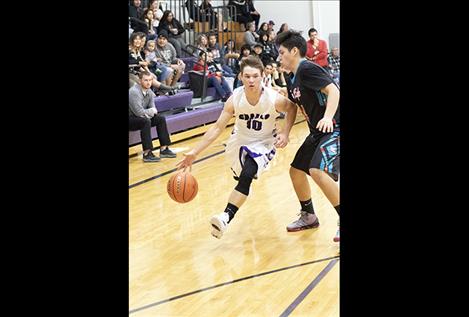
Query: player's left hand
316 117 334 133
274 133 289 148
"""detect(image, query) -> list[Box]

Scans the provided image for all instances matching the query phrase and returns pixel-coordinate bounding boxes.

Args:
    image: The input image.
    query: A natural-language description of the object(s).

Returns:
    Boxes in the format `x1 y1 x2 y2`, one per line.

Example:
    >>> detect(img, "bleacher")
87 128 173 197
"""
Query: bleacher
129 0 248 153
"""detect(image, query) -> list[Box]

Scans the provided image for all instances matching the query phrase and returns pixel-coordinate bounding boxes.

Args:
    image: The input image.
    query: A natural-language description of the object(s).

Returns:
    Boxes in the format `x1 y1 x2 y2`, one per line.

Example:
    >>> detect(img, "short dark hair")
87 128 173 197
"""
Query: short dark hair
275 30 307 57
308 28 318 36
240 55 264 74
158 30 168 39
240 44 252 53
139 70 152 79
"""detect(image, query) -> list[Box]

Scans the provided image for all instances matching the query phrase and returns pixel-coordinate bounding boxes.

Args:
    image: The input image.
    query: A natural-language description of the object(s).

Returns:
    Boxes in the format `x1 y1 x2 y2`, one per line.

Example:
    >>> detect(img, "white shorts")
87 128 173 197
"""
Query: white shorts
224 133 276 179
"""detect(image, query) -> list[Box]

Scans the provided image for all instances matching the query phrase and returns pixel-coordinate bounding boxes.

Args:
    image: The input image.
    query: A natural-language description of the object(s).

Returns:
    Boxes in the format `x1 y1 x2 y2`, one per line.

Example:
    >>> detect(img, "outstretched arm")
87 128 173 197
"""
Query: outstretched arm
176 96 235 170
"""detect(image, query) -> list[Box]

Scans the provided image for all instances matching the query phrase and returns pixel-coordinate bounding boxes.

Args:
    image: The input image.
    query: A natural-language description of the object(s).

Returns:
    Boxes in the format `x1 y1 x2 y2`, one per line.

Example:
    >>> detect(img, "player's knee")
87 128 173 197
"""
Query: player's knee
309 168 324 183
290 166 303 180
235 174 253 196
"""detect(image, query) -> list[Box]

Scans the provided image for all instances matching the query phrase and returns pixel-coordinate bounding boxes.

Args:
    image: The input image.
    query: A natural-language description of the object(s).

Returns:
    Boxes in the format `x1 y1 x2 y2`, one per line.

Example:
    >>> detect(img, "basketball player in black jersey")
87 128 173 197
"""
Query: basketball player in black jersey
276 30 340 242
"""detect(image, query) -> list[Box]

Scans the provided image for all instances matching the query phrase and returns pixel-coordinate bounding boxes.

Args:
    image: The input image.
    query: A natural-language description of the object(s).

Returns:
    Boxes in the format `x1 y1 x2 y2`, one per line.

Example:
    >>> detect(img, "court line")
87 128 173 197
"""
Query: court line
278 259 339 317
129 150 225 189
129 255 340 315
129 119 306 189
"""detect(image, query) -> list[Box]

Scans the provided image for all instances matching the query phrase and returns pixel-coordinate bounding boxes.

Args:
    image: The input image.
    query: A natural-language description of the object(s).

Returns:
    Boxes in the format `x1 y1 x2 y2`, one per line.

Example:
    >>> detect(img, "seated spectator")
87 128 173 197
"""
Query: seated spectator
273 61 289 97
267 30 279 61
306 28 329 68
129 71 177 162
264 62 289 97
276 23 288 36
271 62 287 87
208 33 236 78
257 22 269 37
193 51 232 101
148 0 164 30
268 20 275 34
129 32 176 93
129 0 148 34
196 33 209 52
233 44 252 88
142 8 157 40
252 43 273 66
262 62 276 88
243 22 259 47
154 31 186 87
222 39 241 75
259 32 277 62
157 10 190 57
327 47 340 84
144 40 174 86
199 0 218 30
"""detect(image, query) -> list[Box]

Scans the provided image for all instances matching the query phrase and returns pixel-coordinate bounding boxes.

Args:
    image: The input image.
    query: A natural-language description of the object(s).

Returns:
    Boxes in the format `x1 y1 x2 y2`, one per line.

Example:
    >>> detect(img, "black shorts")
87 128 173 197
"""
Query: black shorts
291 127 340 181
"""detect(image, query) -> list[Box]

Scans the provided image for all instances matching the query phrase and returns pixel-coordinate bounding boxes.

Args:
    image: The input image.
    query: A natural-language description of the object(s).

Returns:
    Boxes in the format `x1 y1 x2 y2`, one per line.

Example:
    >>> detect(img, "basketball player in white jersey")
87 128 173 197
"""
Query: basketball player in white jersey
177 55 298 239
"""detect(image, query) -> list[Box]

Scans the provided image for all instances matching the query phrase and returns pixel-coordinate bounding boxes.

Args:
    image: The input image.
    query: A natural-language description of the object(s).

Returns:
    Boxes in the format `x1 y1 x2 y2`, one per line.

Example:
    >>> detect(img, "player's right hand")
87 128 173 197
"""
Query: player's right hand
176 151 197 171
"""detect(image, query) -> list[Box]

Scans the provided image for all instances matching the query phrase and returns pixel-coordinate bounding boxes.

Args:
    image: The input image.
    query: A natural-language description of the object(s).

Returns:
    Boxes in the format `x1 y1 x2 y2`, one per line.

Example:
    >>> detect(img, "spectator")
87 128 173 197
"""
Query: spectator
327 47 340 84
142 9 157 40
259 32 277 62
276 23 288 36
244 22 259 47
147 0 164 29
193 51 232 101
257 22 269 37
154 31 186 87
222 39 240 75
158 10 189 57
272 61 287 88
144 40 174 86
268 20 275 33
267 30 279 61
129 71 177 162
196 33 209 52
233 44 252 88
262 62 276 88
228 0 252 31
129 32 175 93
208 33 236 78
252 43 272 66
129 0 148 33
306 28 329 68
246 0 260 30
199 0 218 30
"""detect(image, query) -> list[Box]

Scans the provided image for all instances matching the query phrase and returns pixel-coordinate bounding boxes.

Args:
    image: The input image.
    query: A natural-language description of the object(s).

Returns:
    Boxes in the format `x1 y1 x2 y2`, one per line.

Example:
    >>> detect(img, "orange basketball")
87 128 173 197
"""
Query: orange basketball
167 171 198 203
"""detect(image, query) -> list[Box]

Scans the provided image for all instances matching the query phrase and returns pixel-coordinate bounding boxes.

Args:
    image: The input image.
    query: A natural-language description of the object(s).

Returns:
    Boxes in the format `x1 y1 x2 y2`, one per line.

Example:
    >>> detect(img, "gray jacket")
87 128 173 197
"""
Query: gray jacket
244 31 257 47
129 84 157 118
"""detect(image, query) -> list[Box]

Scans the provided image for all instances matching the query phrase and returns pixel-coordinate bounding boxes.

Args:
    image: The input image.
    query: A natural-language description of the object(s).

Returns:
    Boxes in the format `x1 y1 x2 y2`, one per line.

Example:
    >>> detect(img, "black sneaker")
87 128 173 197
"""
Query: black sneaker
143 151 161 162
160 148 177 158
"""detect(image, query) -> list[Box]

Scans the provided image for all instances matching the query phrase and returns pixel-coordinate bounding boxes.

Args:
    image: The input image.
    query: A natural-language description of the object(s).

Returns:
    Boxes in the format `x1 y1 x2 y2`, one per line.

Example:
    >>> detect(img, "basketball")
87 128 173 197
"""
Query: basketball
167 171 198 203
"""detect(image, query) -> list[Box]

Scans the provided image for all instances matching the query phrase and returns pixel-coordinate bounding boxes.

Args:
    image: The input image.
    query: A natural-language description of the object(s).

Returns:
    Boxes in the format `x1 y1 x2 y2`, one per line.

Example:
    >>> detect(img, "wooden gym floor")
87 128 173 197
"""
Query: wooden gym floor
129 117 339 316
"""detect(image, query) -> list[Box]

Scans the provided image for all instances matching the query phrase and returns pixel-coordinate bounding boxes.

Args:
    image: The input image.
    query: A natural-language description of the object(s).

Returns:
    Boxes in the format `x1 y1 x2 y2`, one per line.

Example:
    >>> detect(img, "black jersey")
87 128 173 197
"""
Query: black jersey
287 60 340 134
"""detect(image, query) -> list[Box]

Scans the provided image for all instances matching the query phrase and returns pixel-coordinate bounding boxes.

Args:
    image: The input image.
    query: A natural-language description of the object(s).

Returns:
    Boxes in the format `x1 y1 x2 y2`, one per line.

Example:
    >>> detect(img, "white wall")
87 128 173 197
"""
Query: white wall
253 0 314 40
312 1 340 49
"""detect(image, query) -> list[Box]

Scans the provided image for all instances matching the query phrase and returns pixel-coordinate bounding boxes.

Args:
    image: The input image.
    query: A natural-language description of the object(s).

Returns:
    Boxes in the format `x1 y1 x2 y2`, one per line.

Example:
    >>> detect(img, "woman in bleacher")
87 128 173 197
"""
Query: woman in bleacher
157 10 190 57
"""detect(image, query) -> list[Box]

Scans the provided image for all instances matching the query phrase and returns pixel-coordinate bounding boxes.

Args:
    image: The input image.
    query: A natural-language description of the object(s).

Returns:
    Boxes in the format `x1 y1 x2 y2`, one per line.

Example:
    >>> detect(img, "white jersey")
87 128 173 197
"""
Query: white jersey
225 86 280 178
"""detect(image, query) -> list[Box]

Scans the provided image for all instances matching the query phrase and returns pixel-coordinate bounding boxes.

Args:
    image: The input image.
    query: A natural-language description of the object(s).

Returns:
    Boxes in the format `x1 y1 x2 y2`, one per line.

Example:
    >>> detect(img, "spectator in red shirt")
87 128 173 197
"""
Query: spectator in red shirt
193 51 232 101
306 28 329 68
